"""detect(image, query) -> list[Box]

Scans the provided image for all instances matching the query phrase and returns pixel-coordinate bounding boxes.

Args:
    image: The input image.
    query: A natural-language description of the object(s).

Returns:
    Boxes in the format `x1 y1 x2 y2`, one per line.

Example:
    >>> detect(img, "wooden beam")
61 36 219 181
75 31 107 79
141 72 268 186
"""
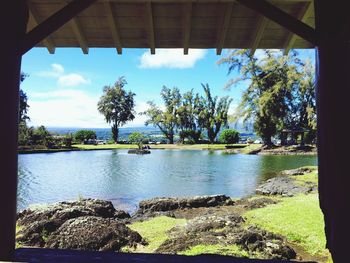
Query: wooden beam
250 16 268 56
104 1 123 54
0 0 28 260
236 0 317 45
21 0 97 55
27 3 55 54
69 16 89 54
183 2 192 55
216 2 234 55
145 2 155 54
284 2 313 55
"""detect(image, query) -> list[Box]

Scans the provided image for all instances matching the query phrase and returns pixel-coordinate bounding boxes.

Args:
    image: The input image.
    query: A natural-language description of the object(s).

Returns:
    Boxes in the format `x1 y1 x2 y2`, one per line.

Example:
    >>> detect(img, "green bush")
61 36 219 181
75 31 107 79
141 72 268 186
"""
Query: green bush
219 129 239 144
74 130 97 143
128 132 145 149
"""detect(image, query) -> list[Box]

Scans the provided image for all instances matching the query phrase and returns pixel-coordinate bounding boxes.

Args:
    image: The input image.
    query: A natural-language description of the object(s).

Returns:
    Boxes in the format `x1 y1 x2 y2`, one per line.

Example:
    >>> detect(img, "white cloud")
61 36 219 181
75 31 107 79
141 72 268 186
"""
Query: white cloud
58 73 91 87
36 63 90 87
28 90 149 128
139 49 207 69
37 63 64 78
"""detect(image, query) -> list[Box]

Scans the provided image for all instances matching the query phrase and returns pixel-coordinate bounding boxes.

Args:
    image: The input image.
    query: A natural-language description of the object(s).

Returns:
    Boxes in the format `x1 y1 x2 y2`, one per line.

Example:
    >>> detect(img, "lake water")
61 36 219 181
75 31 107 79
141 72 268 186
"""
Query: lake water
18 150 317 212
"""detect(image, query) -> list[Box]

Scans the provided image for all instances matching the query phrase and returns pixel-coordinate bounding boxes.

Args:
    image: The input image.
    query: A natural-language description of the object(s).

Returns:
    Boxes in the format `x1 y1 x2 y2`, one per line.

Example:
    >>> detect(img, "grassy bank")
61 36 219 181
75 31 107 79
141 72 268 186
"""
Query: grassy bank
123 167 331 262
19 143 251 153
125 216 186 253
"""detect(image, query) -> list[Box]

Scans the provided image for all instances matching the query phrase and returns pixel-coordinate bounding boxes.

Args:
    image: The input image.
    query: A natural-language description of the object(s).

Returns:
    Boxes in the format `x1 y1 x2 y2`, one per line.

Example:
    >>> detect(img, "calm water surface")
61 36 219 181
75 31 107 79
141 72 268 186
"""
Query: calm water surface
18 150 317 212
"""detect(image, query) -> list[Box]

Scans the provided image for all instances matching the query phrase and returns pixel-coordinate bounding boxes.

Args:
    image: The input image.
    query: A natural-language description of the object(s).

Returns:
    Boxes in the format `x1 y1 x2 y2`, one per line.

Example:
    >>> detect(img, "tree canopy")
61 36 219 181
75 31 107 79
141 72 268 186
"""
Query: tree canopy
98 77 136 143
143 84 233 144
218 49 316 146
74 130 97 143
142 86 180 144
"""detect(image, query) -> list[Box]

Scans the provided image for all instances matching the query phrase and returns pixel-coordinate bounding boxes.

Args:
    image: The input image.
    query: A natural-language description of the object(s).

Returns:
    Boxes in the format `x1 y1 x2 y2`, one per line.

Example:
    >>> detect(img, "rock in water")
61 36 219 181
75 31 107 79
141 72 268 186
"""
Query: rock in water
45 216 145 251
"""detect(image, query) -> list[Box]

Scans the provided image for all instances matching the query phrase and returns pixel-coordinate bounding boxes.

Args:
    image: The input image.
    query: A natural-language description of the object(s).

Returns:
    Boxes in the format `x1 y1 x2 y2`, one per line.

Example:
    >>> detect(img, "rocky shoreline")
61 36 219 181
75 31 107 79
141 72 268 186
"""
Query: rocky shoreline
244 145 317 155
16 167 318 261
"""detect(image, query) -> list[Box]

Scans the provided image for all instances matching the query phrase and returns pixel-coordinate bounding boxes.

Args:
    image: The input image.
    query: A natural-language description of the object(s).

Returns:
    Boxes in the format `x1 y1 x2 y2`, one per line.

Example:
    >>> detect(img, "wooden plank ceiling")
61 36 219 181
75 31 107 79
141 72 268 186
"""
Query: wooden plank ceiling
26 0 315 55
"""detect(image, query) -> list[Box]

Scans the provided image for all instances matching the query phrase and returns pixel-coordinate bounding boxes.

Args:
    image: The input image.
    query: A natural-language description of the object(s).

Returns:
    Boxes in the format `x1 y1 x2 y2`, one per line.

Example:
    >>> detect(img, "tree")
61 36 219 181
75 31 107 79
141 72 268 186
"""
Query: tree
128 132 145 149
32 125 53 147
177 90 203 143
74 130 97 143
218 49 304 146
198 84 232 143
19 73 30 123
98 77 136 143
142 86 181 144
219 129 240 144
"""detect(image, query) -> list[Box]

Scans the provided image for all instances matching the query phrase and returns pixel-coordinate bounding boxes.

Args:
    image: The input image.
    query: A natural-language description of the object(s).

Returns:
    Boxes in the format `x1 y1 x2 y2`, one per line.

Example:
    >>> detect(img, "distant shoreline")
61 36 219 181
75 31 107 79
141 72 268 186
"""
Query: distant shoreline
18 143 317 155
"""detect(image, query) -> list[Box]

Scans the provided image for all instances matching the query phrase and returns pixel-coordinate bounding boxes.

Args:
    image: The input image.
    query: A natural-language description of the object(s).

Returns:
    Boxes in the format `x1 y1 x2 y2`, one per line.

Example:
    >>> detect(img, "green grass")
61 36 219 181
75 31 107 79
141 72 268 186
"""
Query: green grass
179 244 249 257
16 225 23 248
293 169 318 185
126 216 186 253
244 193 327 257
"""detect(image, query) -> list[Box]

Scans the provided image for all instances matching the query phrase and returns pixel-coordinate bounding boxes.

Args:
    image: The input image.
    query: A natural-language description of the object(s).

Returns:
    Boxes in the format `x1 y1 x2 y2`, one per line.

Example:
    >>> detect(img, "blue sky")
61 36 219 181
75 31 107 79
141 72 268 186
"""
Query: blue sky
21 48 315 128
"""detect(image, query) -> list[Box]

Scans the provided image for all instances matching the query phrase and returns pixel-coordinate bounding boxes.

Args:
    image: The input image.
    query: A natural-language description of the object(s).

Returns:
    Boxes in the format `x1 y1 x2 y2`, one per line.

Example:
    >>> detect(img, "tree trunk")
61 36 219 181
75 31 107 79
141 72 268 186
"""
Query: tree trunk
168 135 174 144
112 124 119 143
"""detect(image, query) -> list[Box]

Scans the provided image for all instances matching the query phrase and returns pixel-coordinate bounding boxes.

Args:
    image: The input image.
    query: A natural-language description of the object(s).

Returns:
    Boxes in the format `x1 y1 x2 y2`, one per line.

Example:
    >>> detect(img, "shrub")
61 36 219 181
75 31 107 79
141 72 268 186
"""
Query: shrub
219 129 240 144
128 132 145 149
74 130 97 143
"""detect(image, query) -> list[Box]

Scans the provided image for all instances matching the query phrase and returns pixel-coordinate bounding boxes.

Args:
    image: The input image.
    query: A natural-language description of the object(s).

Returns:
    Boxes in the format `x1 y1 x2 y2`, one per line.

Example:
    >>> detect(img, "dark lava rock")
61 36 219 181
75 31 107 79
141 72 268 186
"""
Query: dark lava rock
281 167 316 176
17 199 116 226
114 210 131 219
236 226 296 260
45 216 145 251
235 197 279 210
17 199 133 248
156 214 296 260
127 149 151 154
135 195 234 217
256 176 314 197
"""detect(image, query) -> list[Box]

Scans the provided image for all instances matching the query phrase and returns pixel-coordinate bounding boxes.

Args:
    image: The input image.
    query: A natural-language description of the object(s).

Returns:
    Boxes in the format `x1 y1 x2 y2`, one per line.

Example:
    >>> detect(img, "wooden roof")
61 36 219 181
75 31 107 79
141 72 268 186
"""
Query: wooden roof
26 0 315 55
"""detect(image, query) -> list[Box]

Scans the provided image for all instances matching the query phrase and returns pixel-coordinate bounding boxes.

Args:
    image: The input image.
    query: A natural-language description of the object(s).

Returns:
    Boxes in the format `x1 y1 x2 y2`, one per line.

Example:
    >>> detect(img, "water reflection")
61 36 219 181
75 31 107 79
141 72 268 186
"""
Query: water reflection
18 150 317 213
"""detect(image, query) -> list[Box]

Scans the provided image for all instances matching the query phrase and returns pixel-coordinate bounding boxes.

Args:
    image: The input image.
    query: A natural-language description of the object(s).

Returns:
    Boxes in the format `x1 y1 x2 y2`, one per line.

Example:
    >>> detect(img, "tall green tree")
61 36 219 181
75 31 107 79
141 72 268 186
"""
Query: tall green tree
218 49 304 146
142 86 181 144
98 77 136 143
198 84 232 143
177 90 203 143
19 73 30 123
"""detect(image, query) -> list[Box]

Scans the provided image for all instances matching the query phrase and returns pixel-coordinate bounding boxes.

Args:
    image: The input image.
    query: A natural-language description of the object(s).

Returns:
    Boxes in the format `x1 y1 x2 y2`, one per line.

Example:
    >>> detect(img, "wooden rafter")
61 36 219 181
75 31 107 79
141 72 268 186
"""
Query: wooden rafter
28 3 56 54
104 1 123 54
22 0 97 55
145 2 155 54
69 16 89 54
250 16 268 56
216 2 234 55
183 2 192 55
284 2 313 55
237 0 317 45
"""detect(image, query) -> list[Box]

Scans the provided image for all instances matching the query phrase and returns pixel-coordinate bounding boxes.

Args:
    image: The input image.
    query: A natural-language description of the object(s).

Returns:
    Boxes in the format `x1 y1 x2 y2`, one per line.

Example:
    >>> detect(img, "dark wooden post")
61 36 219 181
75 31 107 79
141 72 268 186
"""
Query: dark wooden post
0 1 28 260
315 1 350 261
